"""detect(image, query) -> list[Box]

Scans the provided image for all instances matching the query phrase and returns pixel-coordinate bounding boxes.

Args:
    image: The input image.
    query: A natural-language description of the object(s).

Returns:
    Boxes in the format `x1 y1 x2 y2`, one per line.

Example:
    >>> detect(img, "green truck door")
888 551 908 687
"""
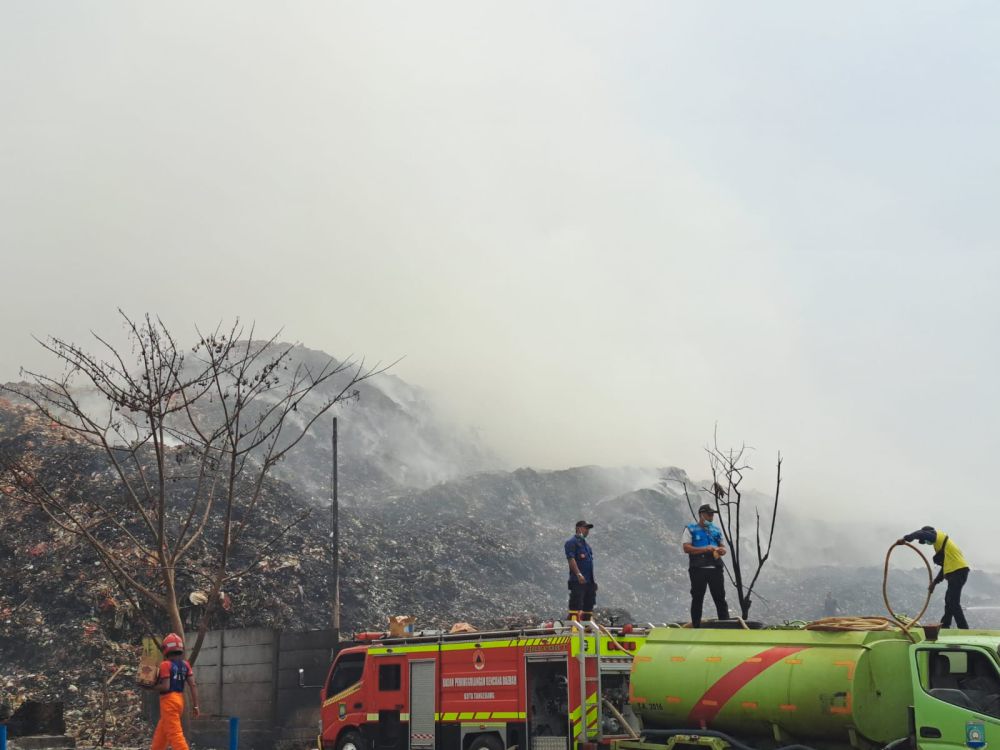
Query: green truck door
911 646 1000 750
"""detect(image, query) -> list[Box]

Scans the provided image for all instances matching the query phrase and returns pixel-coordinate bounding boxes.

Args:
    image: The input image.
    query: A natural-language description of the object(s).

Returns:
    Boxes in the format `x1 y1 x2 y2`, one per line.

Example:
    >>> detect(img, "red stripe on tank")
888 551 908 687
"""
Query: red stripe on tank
687 645 809 726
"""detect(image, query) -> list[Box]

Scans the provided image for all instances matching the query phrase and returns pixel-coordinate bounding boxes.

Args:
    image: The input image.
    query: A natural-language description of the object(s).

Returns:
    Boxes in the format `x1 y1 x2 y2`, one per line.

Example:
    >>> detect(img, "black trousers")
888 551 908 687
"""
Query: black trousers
942 567 969 629
689 566 729 627
568 579 597 620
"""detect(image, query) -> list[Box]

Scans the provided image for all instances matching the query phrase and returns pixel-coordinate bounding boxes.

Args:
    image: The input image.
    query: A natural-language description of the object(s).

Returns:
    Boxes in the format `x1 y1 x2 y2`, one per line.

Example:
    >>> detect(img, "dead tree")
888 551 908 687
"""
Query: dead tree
679 429 783 620
0 312 385 662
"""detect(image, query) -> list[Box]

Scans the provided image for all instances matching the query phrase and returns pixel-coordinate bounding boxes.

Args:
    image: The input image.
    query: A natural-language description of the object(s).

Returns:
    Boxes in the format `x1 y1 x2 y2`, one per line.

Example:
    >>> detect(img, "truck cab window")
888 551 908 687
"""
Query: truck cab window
379 664 401 691
327 652 366 697
920 648 1000 718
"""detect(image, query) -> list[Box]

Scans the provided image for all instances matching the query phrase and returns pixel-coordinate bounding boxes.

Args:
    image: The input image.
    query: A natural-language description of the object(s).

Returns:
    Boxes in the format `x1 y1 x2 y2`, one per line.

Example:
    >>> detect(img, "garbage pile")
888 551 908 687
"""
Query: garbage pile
0 395 552 746
4 391 1000 746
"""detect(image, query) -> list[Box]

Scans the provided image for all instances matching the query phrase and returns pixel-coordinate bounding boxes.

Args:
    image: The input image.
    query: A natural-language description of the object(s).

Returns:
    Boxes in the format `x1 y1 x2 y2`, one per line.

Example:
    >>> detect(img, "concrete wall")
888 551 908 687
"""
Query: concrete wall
182 627 339 750
275 629 339 745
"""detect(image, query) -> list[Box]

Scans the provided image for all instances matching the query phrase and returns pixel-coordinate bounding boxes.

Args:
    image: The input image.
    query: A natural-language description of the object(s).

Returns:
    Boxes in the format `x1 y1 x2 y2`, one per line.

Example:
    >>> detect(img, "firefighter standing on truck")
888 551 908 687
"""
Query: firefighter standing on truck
682 504 730 628
900 526 971 629
565 519 597 622
151 632 200 750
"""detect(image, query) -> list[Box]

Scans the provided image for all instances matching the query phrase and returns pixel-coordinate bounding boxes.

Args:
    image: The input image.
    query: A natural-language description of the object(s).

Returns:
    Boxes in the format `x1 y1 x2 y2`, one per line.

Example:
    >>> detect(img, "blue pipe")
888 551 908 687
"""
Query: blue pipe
229 716 239 750
1 723 7 750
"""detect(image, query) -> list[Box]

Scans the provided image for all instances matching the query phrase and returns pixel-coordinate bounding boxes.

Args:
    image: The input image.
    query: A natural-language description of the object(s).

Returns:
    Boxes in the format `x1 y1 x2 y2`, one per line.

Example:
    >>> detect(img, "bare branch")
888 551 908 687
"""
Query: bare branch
698 427 782 620
4 315 390 658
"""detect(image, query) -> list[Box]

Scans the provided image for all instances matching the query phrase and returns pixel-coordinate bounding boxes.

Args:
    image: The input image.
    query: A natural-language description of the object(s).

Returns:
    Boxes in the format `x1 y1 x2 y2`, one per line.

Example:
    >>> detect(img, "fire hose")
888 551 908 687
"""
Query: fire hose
602 698 640 740
882 539 933 642
805 616 896 632
802 541 933 641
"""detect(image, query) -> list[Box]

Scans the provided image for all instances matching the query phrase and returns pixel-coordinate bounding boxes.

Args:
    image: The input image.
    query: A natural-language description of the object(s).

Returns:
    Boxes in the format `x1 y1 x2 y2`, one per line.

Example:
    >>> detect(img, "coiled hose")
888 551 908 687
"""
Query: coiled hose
797 541 932 642
805 616 896 632
882 539 933 642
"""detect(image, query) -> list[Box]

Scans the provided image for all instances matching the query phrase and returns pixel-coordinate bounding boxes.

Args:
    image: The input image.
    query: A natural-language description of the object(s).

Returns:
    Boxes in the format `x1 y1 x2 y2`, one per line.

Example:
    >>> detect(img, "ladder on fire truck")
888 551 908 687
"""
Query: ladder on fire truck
567 620 639 745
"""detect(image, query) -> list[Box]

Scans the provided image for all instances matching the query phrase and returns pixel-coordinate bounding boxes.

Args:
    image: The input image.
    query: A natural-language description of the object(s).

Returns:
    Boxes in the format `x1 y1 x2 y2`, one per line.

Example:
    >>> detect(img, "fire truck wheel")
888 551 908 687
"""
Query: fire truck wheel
336 730 364 750
467 733 504 750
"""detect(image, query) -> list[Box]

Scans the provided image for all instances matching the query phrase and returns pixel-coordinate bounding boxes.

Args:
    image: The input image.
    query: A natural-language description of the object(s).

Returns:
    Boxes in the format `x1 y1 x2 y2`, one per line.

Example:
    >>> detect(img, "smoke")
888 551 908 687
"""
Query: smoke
1 2 998 567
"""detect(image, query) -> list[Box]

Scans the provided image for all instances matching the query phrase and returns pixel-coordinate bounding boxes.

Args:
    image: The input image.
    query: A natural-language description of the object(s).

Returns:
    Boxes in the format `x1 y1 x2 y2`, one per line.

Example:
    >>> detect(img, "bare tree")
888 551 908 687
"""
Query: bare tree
678 428 783 620
0 312 385 662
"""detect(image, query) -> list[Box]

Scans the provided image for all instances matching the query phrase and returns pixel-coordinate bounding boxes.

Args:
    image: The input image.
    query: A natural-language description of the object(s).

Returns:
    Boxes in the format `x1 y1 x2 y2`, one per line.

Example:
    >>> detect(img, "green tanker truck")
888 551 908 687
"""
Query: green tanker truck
618 626 1000 750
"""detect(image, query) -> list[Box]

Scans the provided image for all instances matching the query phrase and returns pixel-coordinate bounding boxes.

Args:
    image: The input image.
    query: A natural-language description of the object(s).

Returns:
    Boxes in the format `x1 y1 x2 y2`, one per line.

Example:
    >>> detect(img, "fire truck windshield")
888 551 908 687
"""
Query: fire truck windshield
327 652 365 697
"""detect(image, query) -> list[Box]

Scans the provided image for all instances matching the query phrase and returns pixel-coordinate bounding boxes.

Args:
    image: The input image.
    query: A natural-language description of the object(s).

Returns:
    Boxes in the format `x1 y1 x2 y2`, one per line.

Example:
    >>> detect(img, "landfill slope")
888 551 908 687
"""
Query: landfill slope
178 343 503 502
3 374 1000 746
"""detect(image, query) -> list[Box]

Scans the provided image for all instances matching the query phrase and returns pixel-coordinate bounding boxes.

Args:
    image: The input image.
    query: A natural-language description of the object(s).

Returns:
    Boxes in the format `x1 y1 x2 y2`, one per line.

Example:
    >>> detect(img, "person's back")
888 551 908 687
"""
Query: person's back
936 532 970 576
903 526 969 571
151 633 199 750
161 656 192 694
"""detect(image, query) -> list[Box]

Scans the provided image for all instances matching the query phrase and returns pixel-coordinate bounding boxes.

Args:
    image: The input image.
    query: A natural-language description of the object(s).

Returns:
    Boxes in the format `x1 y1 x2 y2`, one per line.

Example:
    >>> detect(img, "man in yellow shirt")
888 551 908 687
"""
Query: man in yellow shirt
901 526 971 629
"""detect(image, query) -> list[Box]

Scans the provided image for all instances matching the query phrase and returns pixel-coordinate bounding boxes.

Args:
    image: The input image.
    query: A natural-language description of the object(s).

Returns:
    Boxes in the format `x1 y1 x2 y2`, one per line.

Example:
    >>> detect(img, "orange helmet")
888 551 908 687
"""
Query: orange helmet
161 633 184 654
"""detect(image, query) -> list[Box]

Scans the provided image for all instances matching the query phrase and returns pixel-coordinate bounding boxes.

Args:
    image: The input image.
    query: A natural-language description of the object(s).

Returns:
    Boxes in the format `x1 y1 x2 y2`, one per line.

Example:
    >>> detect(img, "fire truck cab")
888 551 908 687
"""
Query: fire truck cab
318 623 645 750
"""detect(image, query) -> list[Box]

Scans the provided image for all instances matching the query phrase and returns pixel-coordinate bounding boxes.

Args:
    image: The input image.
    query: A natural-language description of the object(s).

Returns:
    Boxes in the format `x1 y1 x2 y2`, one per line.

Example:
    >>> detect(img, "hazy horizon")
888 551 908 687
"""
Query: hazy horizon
2 3 998 566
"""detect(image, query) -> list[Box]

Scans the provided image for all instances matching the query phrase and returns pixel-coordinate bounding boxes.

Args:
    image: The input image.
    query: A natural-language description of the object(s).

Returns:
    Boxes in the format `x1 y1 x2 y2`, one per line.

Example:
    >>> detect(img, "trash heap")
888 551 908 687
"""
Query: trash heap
4 392 999 746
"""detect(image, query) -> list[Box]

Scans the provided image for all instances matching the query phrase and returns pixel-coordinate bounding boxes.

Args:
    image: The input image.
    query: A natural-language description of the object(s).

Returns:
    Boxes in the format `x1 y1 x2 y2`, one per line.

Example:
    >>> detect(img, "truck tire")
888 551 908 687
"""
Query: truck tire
337 730 364 750
467 733 504 750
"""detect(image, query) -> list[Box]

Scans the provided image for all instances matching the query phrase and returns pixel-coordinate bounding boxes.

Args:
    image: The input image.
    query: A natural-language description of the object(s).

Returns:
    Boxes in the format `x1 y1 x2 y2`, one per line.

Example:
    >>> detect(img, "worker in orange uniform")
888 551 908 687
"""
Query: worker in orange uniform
151 632 200 750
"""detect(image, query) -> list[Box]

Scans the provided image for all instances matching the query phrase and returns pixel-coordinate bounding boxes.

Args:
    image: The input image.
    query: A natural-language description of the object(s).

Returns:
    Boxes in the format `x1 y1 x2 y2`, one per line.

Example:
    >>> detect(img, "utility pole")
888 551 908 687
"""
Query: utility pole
330 416 340 631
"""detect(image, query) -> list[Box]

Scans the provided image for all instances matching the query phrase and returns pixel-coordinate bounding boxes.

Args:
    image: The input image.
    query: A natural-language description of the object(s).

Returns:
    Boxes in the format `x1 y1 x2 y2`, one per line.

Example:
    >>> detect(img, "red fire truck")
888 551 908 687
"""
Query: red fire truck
318 622 646 750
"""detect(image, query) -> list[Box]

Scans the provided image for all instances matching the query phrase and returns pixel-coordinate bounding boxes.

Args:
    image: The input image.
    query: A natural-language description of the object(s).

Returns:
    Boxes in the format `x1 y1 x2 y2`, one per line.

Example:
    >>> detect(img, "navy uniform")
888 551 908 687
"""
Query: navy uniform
565 520 596 621
682 504 730 627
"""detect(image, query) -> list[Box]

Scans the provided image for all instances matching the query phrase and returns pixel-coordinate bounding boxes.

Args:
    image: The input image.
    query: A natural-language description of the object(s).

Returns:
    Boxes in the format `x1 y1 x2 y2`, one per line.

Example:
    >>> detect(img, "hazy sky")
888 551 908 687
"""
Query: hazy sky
2 3 998 561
